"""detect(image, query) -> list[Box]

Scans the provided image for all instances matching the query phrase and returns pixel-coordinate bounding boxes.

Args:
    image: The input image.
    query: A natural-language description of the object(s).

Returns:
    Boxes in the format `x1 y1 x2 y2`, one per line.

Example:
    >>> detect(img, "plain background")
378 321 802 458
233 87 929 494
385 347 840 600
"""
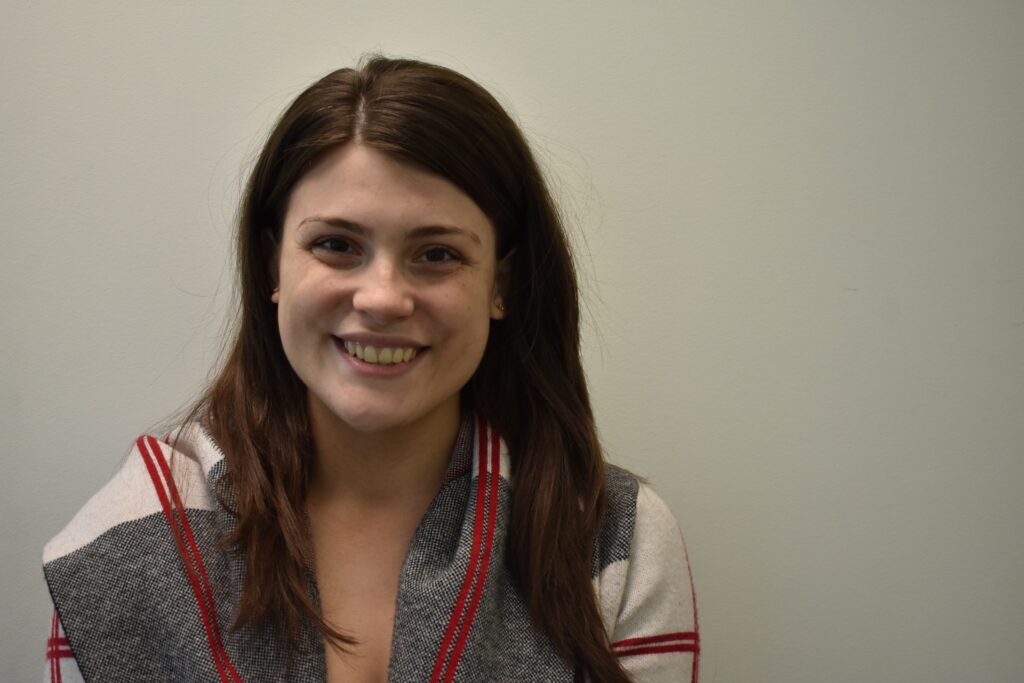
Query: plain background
3 1 1022 681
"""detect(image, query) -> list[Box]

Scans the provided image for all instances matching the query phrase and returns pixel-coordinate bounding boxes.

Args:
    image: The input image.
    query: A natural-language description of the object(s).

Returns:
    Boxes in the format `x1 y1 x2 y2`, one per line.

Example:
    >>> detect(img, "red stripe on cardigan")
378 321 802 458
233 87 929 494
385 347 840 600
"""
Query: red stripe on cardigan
47 637 69 648
147 436 242 683
613 631 700 659
612 631 698 649
430 418 497 683
48 610 62 683
443 424 501 682
137 437 243 683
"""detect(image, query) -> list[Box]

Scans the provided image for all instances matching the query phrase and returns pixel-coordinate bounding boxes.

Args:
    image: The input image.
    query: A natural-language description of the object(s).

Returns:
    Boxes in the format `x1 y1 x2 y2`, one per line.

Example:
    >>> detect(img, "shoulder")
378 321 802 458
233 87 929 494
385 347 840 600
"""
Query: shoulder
594 465 686 577
42 426 234 680
42 425 223 565
595 466 701 680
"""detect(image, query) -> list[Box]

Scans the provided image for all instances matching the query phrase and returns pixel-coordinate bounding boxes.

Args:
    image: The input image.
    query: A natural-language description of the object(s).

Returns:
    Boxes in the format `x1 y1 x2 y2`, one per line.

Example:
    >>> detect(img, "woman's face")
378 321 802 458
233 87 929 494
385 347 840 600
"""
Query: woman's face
273 143 504 436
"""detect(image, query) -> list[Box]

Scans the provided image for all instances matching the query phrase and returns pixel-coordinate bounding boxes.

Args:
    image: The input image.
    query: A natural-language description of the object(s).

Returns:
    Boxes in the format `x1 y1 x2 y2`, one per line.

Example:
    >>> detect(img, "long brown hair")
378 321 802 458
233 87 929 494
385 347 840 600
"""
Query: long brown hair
195 56 630 682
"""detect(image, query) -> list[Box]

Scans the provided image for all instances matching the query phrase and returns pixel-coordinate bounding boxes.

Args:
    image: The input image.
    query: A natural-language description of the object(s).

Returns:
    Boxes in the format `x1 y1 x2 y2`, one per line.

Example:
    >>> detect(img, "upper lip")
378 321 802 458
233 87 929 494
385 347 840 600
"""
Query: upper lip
335 333 426 348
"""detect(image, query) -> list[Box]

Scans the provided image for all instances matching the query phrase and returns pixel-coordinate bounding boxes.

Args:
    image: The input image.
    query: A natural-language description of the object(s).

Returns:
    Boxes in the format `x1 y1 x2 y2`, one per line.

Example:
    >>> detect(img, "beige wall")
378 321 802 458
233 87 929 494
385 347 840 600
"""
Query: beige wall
3 2 1022 680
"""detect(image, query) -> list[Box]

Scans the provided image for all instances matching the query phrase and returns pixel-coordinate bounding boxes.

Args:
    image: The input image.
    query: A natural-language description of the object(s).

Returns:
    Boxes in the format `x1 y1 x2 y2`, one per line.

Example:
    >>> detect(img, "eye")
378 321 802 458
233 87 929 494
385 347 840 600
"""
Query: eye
313 236 358 254
416 246 460 264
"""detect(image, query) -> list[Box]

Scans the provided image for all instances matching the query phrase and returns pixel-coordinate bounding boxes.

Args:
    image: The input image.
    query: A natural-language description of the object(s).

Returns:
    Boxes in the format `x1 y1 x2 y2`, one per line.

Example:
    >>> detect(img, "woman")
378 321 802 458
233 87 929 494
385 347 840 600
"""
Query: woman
43 56 698 683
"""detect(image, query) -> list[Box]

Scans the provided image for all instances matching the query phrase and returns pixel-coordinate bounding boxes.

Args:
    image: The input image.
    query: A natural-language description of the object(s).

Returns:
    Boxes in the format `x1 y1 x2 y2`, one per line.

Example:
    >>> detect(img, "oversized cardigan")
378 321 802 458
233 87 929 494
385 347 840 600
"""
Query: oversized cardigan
43 415 699 682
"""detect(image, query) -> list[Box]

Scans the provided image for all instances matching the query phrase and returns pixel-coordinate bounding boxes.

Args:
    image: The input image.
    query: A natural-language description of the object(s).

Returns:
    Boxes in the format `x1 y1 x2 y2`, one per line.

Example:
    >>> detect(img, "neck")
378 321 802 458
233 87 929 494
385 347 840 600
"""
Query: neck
306 395 461 511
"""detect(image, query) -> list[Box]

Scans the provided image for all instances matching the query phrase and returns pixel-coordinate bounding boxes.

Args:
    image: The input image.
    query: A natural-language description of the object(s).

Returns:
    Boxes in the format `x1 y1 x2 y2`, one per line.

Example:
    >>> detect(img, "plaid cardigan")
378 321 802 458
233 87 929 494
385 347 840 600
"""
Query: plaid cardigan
43 415 699 682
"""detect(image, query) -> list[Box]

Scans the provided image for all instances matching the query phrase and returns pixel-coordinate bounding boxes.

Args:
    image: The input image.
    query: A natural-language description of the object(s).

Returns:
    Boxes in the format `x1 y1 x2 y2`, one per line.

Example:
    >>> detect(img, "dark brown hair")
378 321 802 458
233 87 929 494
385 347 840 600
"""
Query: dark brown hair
195 56 630 682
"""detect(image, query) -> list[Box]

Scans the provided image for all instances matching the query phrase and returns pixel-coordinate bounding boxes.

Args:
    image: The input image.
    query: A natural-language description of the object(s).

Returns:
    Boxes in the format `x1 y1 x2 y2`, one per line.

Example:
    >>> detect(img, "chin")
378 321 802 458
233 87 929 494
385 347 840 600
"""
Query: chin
315 392 427 435
307 380 463 438
330 404 408 434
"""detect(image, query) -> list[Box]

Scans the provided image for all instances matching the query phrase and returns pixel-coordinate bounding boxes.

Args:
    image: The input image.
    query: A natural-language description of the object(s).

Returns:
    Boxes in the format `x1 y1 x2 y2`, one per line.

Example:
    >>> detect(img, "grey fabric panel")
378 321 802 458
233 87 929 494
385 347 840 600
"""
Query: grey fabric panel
44 511 325 682
456 563 569 681
387 470 473 679
593 464 640 576
45 513 224 681
389 475 573 682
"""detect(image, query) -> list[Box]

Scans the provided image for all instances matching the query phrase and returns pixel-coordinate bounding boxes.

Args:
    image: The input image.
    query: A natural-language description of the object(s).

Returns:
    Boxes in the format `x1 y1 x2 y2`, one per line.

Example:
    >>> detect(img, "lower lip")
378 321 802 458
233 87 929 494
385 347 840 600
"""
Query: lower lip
333 338 426 377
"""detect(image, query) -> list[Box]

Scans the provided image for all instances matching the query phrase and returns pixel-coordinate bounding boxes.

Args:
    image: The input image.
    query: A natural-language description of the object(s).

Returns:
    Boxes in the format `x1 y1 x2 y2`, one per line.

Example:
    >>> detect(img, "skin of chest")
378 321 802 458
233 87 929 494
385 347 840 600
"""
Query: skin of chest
309 500 429 683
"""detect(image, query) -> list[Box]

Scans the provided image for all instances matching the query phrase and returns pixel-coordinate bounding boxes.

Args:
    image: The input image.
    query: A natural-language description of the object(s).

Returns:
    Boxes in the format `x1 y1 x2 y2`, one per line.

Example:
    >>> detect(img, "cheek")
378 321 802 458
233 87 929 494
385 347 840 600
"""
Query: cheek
459 300 495 357
437 281 492 333
278 291 316 334
276 293 340 373
280 269 347 327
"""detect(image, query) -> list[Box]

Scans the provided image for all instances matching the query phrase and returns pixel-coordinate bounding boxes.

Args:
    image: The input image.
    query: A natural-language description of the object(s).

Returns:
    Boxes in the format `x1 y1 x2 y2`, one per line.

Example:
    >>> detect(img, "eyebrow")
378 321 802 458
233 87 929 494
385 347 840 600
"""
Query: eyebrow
298 215 482 246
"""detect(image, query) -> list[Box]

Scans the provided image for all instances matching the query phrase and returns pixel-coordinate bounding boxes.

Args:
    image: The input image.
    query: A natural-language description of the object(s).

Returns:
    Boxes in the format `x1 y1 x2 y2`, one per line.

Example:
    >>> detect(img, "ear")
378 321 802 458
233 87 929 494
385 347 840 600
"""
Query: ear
490 249 515 320
263 229 281 303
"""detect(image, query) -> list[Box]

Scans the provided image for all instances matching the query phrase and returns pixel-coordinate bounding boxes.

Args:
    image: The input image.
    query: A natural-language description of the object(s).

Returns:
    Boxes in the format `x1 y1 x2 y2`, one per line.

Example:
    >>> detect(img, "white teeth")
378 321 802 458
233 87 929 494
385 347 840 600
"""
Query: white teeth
341 340 420 365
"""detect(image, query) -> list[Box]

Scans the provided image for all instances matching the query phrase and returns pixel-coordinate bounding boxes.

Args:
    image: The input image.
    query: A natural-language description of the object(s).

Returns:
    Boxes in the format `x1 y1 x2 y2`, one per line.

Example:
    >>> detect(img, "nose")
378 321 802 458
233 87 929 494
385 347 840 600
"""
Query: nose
351 256 415 323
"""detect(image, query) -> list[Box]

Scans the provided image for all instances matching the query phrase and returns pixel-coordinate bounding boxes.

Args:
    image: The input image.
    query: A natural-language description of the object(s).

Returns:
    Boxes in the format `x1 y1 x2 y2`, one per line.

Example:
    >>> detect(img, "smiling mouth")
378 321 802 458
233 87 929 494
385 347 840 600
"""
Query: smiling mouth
339 339 422 365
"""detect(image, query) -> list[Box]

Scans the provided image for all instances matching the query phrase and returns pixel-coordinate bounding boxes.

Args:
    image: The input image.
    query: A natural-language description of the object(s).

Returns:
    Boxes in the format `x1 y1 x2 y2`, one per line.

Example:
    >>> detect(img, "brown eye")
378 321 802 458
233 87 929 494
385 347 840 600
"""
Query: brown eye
314 237 357 254
418 247 459 264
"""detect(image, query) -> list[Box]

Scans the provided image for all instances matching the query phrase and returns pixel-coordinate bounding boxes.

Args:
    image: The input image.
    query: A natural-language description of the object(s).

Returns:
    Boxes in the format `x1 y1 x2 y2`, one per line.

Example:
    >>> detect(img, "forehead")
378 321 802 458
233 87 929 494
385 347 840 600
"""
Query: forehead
284 143 495 245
